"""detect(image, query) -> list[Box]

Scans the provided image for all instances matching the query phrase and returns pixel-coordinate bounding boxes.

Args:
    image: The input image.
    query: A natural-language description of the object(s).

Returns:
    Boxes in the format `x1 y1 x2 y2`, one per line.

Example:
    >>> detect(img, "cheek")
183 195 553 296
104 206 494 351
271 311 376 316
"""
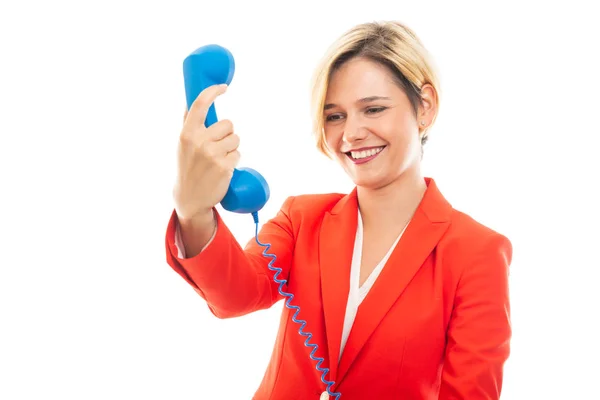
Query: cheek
388 110 416 131
324 127 342 151
382 113 419 146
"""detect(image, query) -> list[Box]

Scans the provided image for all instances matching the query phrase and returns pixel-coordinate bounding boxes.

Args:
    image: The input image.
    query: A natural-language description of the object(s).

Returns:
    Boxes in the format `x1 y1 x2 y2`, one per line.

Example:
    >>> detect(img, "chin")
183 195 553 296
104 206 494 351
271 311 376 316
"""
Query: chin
346 163 411 190
347 170 394 190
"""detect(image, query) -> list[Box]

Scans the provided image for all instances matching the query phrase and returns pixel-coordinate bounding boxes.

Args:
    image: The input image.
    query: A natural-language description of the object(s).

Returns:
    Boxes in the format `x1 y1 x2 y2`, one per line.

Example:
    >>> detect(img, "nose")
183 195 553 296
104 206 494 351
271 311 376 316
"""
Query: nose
342 113 368 144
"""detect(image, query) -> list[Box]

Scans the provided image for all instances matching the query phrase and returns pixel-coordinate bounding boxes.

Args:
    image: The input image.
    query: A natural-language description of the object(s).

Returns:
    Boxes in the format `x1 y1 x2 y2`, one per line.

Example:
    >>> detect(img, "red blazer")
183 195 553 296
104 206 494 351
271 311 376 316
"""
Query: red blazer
164 177 512 399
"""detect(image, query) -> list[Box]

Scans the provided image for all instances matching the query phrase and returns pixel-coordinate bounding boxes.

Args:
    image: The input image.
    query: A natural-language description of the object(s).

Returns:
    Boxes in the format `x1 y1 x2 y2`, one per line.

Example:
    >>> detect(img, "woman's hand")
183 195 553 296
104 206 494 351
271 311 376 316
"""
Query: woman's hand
173 84 240 223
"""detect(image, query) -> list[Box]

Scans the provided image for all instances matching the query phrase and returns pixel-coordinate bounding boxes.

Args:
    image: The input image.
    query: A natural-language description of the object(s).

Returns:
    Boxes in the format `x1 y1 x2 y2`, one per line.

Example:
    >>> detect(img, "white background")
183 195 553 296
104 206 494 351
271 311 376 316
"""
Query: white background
1 0 599 399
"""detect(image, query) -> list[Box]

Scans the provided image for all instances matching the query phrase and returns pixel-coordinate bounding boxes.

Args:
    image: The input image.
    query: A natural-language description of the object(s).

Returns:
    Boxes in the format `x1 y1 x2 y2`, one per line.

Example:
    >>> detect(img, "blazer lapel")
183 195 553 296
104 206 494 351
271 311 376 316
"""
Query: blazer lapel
318 188 359 383
336 178 453 382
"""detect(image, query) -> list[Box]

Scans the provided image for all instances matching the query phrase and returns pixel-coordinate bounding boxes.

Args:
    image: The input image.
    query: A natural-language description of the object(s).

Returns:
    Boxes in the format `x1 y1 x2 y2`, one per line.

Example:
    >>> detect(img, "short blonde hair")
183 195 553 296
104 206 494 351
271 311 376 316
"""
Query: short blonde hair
310 21 441 158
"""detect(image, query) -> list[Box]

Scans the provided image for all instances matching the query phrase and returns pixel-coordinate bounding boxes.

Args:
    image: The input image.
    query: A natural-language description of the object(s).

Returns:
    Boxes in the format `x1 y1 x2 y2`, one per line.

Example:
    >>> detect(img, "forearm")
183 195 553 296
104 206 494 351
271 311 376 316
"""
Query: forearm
192 228 277 318
164 197 295 318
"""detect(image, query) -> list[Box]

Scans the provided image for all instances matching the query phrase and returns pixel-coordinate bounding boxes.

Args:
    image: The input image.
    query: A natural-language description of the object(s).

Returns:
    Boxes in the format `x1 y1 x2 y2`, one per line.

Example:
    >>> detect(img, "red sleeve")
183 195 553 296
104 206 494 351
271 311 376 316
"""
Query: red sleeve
164 196 296 319
438 234 513 399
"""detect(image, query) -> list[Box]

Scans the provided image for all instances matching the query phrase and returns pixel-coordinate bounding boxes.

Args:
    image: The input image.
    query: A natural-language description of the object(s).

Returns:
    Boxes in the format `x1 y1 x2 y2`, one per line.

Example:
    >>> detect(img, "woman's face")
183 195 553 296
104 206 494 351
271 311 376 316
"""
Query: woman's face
323 57 434 190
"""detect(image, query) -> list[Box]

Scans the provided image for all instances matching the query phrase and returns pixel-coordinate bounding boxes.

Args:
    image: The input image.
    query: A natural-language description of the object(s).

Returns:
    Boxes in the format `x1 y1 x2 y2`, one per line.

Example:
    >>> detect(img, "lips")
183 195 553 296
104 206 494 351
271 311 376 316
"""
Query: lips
345 146 386 164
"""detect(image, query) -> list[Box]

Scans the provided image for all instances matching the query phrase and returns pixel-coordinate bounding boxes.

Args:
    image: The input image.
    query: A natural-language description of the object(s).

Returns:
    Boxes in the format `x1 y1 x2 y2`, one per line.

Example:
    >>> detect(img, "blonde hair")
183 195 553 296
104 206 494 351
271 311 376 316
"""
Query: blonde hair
310 21 441 158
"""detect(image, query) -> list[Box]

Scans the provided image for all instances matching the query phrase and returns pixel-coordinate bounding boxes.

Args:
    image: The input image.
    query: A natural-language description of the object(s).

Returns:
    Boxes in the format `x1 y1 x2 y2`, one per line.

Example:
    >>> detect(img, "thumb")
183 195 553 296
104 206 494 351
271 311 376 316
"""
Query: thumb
188 84 228 127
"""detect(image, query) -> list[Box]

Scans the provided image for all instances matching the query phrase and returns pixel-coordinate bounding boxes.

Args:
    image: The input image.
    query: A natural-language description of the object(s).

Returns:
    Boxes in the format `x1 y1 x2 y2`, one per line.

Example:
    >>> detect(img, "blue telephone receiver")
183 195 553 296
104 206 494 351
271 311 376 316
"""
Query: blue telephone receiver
182 44 341 399
183 44 270 215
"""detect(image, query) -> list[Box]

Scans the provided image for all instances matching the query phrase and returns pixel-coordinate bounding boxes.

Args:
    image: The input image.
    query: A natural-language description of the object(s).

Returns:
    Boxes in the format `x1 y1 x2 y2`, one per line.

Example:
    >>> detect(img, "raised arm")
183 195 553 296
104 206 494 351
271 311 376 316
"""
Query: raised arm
438 234 513 399
165 196 296 319
165 81 297 318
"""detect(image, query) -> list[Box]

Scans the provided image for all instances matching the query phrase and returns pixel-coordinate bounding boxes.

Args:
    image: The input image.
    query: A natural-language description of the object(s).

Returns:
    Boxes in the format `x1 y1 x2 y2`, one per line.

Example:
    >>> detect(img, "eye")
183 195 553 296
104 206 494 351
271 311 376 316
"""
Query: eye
365 106 387 114
325 113 344 122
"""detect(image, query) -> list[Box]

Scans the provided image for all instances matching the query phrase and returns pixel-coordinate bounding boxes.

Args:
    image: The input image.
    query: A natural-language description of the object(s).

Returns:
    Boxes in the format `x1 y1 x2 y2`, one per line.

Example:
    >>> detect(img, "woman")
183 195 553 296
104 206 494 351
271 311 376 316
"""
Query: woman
166 21 512 400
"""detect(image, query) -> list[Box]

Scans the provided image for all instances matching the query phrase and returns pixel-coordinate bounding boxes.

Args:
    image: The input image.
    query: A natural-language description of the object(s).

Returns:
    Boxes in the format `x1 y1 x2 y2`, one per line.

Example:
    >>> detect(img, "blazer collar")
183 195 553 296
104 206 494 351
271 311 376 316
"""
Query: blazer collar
318 177 452 386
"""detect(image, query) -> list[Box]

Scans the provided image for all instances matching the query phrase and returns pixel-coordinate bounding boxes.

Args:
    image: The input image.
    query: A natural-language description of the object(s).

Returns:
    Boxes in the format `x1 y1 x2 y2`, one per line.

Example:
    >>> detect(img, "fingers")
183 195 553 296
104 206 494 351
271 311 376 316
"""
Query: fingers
187 84 228 126
218 132 240 154
202 132 239 161
225 149 241 168
206 119 234 141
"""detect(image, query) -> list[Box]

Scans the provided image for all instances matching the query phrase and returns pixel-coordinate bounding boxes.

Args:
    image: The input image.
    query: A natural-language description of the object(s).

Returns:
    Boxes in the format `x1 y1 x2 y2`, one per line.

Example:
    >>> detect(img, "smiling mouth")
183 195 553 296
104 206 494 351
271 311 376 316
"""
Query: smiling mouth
345 146 386 164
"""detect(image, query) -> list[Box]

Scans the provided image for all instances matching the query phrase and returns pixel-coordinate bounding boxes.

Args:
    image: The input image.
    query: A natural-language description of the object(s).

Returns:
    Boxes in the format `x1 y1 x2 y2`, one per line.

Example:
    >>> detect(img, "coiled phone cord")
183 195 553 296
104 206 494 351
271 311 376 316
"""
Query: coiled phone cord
252 211 342 399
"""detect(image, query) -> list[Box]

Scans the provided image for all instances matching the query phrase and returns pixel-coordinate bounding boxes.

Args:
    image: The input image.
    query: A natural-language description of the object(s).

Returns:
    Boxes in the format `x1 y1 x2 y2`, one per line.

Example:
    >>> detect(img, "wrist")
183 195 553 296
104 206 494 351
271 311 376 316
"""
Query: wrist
179 207 214 226
177 208 216 258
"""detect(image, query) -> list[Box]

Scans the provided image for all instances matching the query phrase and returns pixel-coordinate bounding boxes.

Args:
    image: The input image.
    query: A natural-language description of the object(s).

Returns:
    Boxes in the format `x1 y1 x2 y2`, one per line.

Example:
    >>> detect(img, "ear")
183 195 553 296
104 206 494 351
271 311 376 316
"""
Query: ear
418 83 438 133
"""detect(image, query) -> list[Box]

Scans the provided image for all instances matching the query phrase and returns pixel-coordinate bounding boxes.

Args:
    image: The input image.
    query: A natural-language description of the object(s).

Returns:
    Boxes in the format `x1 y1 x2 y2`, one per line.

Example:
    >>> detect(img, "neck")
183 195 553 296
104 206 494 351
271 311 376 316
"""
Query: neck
356 168 427 230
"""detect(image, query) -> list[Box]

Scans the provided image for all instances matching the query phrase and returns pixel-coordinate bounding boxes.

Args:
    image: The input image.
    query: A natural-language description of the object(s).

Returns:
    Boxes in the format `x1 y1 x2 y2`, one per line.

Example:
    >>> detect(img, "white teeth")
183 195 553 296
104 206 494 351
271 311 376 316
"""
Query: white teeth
350 147 384 159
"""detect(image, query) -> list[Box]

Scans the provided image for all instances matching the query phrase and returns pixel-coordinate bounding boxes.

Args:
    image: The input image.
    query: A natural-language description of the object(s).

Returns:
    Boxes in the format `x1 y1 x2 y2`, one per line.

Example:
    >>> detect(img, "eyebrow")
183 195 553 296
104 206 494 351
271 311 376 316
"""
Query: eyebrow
324 96 391 110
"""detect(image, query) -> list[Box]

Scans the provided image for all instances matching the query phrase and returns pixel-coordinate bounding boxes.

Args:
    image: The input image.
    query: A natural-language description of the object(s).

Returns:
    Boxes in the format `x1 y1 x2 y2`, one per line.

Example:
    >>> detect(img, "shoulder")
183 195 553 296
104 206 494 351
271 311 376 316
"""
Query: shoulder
272 192 349 238
279 192 347 217
421 177 512 267
448 208 510 245
441 207 513 276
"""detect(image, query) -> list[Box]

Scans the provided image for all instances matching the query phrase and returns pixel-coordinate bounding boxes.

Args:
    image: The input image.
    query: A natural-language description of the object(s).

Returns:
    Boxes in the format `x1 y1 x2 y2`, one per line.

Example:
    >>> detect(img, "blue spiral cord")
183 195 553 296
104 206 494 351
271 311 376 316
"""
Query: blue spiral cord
251 211 341 399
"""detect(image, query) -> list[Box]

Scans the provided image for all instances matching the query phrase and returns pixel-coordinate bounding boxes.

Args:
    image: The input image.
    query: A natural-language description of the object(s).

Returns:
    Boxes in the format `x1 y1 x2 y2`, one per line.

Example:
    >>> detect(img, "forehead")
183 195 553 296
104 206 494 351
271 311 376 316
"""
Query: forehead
325 57 398 101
